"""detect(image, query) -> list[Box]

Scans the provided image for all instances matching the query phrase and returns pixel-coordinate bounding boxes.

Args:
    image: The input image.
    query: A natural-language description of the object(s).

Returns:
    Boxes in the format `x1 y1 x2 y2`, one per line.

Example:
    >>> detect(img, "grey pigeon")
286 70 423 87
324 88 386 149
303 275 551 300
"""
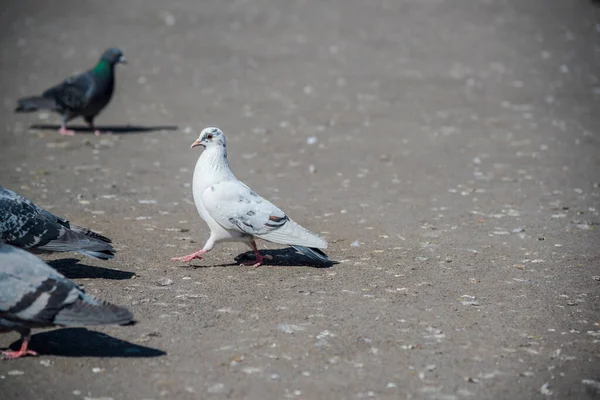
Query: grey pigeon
0 243 133 359
0 186 115 259
172 127 330 267
15 47 126 136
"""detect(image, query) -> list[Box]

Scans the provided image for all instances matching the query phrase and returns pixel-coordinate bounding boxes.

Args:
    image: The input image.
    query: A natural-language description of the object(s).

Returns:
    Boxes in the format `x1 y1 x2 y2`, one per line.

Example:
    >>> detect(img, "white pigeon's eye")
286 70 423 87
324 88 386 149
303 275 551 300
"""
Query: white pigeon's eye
206 134 214 140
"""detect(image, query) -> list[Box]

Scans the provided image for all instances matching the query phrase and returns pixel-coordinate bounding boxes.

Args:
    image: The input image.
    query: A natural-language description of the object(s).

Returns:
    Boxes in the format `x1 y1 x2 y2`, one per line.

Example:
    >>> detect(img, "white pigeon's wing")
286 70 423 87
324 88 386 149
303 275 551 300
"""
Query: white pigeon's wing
202 180 327 248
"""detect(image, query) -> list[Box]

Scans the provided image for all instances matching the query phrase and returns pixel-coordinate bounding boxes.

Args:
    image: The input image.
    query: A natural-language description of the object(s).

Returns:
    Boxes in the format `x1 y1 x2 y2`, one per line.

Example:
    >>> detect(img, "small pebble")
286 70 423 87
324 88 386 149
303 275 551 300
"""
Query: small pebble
157 278 173 286
307 136 318 145
582 379 600 393
207 383 225 394
540 382 553 396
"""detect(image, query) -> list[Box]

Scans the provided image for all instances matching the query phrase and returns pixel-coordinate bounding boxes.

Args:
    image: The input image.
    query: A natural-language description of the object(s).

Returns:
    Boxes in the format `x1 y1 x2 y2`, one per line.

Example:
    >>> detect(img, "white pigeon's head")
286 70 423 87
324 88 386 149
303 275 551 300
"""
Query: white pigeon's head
191 127 226 149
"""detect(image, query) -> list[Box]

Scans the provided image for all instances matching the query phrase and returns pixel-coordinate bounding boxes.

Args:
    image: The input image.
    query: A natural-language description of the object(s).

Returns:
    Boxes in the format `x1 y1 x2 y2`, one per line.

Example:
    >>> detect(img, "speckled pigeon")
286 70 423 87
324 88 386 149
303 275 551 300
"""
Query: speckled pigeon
15 48 126 136
0 186 115 259
171 127 330 267
0 243 133 359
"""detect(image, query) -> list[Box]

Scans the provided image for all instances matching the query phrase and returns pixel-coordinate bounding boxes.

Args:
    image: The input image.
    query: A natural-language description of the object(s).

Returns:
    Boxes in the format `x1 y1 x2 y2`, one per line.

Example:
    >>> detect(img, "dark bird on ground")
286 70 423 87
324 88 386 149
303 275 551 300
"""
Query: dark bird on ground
15 47 126 136
0 243 133 359
0 186 115 260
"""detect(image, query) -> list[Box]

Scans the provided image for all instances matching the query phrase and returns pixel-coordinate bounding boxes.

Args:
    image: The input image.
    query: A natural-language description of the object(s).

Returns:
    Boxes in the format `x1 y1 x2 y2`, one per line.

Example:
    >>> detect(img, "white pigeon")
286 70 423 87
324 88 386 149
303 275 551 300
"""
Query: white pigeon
172 127 329 267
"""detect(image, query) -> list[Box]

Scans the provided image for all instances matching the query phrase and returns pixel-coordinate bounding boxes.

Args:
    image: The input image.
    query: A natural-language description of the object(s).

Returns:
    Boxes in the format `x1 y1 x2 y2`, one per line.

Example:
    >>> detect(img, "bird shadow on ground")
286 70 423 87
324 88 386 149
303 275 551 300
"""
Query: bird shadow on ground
48 258 135 280
8 328 166 358
29 124 178 134
174 248 337 269
177 261 239 269
234 247 337 268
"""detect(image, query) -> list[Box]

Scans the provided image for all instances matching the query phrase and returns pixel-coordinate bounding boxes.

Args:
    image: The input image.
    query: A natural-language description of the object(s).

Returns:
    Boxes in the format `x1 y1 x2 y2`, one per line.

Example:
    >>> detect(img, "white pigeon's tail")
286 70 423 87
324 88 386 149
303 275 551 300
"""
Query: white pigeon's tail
259 218 327 249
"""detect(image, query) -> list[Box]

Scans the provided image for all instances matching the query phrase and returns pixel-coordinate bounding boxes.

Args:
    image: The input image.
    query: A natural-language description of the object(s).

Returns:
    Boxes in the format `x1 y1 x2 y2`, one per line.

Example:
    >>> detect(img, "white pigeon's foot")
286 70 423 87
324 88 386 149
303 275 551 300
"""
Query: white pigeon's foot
172 250 206 263
241 253 273 268
59 126 75 136
2 339 37 359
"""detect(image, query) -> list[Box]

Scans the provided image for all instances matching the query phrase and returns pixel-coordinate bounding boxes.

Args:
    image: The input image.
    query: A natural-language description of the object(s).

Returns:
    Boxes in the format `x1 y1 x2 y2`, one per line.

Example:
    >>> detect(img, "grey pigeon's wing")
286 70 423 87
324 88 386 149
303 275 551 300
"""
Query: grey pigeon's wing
67 221 112 244
0 244 133 328
0 244 80 325
202 180 327 248
0 187 115 259
42 72 94 112
0 187 62 250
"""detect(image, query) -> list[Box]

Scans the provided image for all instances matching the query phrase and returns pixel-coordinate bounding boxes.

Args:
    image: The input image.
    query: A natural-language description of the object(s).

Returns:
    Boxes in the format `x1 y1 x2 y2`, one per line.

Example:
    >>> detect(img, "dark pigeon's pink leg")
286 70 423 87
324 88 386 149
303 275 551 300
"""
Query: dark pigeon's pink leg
85 118 102 136
2 334 37 359
59 123 75 136
172 249 206 263
89 123 105 136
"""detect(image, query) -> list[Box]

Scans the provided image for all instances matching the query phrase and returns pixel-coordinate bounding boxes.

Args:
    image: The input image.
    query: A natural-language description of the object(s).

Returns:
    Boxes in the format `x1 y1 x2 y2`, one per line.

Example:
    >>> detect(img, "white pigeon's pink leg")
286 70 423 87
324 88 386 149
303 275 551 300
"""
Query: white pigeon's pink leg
172 249 206 263
2 333 37 359
59 124 75 136
241 240 273 268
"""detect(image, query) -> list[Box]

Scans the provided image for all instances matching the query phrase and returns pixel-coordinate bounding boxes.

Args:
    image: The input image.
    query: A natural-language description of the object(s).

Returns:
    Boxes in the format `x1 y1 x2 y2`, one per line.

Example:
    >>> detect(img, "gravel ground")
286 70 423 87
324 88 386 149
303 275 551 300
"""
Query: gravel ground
0 0 599 399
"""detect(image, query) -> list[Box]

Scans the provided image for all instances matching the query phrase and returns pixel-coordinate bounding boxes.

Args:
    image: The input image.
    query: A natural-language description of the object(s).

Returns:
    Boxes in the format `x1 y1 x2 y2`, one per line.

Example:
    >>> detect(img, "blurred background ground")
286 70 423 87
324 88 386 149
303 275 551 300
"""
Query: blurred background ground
0 0 599 399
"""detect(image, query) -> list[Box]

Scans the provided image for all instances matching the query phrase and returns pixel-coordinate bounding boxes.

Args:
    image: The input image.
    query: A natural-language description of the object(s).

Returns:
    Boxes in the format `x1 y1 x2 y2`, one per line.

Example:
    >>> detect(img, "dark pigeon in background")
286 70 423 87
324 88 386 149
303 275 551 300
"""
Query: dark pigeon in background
15 47 126 136
0 186 115 260
0 243 133 359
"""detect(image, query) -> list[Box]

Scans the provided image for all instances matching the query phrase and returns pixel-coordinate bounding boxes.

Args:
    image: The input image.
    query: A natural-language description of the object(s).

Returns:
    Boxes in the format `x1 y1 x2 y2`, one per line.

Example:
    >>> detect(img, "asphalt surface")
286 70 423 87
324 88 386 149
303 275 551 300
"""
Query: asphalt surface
0 0 599 399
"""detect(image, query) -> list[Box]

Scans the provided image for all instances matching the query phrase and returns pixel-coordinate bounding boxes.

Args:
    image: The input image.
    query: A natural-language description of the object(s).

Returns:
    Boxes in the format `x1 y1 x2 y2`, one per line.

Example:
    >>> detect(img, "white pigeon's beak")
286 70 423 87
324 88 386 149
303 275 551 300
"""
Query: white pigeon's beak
190 139 203 149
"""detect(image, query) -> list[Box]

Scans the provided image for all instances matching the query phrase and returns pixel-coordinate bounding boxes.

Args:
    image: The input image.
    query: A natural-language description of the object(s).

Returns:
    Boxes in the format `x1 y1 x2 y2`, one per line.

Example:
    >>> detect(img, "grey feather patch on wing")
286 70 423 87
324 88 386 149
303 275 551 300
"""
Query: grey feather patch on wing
6 277 70 315
265 214 289 228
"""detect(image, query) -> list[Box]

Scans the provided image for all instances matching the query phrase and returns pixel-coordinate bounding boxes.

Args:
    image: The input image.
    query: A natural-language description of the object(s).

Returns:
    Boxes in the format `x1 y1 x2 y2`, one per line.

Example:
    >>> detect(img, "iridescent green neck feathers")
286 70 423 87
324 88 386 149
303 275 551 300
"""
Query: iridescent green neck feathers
92 59 112 75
